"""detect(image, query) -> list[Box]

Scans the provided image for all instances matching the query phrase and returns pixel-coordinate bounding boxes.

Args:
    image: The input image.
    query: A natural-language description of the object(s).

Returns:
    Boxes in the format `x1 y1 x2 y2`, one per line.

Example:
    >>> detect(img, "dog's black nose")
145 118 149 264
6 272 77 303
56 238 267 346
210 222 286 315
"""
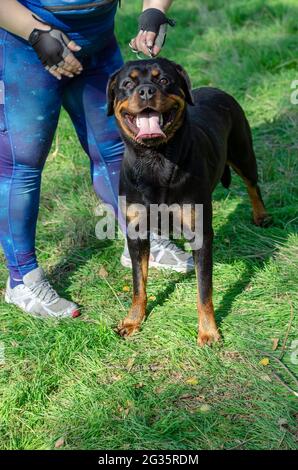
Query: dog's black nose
138 85 156 101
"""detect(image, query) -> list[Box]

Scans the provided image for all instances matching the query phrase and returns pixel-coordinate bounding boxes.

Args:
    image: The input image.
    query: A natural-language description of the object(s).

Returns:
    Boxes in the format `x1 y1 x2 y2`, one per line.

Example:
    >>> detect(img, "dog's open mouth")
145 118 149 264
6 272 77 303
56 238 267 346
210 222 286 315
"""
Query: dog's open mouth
123 108 177 142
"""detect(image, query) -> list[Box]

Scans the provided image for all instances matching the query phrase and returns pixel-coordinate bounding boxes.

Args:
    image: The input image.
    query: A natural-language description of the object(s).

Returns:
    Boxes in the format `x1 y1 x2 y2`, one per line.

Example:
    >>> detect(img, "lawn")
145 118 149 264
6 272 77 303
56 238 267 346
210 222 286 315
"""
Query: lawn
0 0 297 450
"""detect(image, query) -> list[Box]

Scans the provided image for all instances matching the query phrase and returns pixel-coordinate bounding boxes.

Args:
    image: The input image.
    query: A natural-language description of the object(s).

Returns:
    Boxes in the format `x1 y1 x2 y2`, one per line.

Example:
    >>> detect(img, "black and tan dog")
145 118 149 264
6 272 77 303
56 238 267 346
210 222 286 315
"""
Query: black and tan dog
107 58 270 346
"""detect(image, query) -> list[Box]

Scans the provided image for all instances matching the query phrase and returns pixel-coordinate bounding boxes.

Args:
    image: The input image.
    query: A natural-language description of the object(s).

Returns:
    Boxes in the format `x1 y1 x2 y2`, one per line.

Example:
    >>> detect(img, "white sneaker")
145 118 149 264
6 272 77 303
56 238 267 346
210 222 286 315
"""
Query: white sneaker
121 233 194 273
5 267 80 319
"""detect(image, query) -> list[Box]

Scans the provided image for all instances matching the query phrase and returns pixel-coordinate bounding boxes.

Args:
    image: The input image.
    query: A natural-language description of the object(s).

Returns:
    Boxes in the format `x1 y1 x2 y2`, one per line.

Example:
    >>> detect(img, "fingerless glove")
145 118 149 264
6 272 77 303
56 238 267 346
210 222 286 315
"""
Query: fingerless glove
28 25 71 68
138 8 175 49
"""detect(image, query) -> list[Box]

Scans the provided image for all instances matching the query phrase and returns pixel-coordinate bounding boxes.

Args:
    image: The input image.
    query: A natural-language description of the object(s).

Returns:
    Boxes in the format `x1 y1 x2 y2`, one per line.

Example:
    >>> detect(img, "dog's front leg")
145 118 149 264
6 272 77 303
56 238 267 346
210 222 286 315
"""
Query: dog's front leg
193 231 220 346
117 235 150 338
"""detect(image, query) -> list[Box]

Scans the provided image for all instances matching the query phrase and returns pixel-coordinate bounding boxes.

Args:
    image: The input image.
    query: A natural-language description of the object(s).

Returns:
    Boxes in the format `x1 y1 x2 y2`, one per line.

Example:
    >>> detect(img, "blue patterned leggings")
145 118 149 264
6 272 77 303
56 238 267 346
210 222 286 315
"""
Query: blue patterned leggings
0 29 124 284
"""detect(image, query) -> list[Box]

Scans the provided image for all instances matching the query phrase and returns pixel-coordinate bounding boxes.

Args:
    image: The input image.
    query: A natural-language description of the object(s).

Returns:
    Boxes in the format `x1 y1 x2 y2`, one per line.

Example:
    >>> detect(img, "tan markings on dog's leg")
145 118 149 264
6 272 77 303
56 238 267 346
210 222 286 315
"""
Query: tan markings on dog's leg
193 248 220 347
197 293 220 347
126 203 141 223
117 251 149 338
130 255 148 320
246 183 269 226
127 203 147 321
181 206 196 231
228 162 269 226
118 204 149 338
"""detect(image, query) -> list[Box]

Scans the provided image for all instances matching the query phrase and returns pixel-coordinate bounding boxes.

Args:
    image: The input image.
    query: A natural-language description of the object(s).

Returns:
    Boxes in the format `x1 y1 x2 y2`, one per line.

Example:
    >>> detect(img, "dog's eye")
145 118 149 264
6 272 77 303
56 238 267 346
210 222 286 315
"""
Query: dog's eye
159 77 169 86
122 79 135 90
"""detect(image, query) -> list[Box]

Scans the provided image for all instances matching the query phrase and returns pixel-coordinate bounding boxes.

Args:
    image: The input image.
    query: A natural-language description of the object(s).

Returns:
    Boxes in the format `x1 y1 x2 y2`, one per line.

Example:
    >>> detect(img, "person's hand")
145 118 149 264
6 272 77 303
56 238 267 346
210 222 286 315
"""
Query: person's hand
28 24 83 79
129 8 175 57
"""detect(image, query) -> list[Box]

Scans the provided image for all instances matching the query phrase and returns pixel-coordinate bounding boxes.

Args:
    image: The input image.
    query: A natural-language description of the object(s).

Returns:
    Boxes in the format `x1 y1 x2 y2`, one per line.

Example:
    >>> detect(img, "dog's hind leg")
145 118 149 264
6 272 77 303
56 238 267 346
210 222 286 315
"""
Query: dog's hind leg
245 181 271 227
228 116 271 227
229 160 271 227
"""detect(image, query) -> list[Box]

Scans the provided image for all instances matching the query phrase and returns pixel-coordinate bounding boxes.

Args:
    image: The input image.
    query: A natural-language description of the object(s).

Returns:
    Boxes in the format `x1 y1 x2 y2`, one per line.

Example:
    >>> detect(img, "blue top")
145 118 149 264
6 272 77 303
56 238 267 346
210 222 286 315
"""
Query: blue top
19 0 119 34
24 0 112 5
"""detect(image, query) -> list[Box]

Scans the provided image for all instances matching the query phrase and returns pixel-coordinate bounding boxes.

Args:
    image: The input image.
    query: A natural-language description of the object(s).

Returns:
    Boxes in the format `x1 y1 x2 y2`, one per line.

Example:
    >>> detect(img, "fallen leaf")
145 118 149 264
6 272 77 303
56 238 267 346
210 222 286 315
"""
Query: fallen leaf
278 418 289 431
124 400 134 416
272 338 279 351
148 295 156 301
98 267 108 278
171 371 183 380
111 374 122 383
195 395 206 401
260 374 272 382
278 418 288 426
176 394 205 404
199 404 211 413
149 363 161 372
126 357 135 370
179 394 193 400
222 351 242 360
54 437 65 449
122 285 130 292
134 382 145 389
259 357 270 366
185 377 199 385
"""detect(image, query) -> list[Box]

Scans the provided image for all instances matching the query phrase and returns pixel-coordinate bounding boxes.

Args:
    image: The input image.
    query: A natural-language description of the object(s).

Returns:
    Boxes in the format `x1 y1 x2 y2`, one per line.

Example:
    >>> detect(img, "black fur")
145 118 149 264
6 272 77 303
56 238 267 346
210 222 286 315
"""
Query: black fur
108 58 269 344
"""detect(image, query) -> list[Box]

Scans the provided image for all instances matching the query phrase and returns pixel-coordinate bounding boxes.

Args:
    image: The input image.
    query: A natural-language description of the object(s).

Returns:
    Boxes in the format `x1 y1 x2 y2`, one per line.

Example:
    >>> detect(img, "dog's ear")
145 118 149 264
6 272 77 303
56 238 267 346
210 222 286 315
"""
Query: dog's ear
106 69 120 116
171 62 194 106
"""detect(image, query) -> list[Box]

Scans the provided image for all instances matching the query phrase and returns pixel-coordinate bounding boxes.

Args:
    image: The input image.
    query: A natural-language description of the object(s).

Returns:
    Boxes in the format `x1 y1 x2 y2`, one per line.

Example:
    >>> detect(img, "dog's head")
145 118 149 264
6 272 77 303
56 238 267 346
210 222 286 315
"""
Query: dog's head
107 58 194 147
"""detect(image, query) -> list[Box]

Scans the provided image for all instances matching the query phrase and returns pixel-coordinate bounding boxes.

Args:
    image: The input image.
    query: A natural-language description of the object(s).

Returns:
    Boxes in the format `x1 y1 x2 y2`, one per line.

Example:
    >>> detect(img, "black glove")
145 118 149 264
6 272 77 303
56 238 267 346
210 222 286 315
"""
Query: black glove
28 24 71 68
138 8 175 50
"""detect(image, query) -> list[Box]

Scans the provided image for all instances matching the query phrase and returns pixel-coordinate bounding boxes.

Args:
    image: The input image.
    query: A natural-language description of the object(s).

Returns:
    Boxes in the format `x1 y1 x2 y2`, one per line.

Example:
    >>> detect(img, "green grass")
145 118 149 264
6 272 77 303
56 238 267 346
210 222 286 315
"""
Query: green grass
0 0 297 450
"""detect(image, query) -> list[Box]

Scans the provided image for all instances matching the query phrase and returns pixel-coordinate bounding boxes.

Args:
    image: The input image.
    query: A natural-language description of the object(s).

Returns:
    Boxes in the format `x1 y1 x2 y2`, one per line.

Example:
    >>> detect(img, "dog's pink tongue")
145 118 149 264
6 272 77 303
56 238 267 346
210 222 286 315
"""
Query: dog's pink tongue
136 111 165 139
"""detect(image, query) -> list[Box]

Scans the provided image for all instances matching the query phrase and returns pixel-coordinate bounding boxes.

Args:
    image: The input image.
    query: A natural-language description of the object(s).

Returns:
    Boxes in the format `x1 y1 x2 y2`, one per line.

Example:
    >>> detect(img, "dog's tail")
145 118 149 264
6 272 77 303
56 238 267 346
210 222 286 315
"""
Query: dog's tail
221 165 231 189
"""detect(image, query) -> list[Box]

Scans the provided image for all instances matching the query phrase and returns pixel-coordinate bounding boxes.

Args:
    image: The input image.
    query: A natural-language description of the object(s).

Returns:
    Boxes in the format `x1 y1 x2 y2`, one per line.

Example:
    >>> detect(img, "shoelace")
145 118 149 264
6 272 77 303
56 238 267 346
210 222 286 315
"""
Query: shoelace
29 280 59 304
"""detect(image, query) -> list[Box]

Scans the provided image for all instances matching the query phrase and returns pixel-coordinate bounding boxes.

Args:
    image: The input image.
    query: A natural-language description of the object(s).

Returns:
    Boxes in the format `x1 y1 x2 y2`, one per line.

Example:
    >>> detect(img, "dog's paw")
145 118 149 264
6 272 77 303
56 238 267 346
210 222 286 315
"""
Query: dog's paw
253 213 272 227
117 319 141 338
197 329 221 347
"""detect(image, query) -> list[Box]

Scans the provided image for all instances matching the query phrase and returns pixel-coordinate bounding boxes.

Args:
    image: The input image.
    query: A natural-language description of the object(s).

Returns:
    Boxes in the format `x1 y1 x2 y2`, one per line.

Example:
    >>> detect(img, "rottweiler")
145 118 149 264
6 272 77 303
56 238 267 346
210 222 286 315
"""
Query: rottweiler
107 58 270 346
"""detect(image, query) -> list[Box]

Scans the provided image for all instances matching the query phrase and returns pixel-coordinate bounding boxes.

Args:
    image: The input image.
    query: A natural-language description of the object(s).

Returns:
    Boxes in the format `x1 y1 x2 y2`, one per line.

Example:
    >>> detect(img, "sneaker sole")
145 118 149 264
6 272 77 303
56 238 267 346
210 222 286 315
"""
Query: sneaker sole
5 292 43 319
4 292 80 319
120 255 194 273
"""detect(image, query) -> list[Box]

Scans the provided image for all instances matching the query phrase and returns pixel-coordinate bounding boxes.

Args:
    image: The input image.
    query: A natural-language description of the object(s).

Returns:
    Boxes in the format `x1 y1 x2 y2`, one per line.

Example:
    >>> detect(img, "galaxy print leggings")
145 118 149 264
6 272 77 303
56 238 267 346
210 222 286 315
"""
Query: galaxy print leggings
0 28 124 285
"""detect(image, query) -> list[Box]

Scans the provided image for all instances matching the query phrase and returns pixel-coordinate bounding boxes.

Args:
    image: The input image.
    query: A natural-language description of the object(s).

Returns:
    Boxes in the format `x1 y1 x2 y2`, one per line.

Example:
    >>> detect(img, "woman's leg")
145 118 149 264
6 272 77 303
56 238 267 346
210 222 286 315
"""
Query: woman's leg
62 38 124 228
0 30 62 286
